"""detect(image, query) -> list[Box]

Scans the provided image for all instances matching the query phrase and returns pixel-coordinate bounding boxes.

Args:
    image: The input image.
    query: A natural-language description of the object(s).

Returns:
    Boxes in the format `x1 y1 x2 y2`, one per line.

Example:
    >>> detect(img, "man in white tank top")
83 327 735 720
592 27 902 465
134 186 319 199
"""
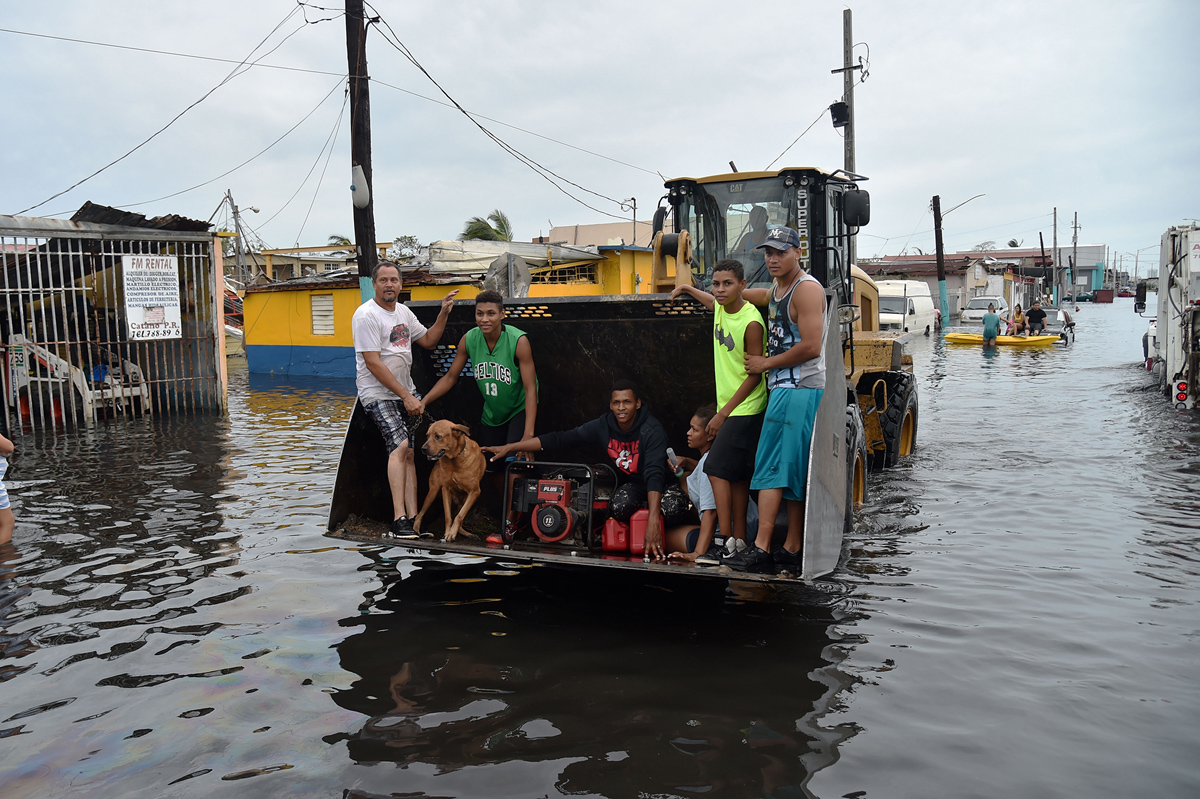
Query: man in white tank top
725 226 827 573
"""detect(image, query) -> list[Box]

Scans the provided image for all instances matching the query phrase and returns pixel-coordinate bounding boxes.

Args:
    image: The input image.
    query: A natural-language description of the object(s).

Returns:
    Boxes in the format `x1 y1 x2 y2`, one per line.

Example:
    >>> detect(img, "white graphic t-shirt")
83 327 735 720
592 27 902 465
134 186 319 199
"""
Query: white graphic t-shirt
352 300 428 403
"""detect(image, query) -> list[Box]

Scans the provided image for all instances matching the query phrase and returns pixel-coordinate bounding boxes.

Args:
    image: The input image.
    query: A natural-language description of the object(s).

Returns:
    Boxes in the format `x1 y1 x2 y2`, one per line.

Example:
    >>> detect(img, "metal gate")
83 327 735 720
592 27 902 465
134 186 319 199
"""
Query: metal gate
0 215 226 433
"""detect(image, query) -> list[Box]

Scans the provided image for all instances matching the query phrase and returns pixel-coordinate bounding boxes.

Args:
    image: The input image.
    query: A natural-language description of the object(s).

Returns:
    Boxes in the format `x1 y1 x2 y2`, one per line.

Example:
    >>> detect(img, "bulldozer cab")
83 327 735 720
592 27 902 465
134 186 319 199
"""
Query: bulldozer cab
658 168 867 307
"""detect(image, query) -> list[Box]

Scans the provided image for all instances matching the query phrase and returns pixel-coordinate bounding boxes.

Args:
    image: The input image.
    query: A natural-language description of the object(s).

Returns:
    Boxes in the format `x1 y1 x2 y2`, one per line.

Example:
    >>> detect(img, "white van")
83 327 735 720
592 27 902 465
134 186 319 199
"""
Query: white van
875 280 937 335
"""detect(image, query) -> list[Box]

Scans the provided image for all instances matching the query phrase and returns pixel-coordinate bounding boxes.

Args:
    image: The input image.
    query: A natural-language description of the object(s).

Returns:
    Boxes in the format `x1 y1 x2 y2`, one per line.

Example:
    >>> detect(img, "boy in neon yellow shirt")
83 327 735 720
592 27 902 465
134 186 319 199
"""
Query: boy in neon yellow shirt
670 259 767 552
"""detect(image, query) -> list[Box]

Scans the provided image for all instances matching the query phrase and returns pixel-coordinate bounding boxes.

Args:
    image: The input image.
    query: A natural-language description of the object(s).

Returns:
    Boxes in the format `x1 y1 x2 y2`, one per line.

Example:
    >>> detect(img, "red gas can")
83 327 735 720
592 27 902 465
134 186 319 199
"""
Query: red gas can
628 509 666 556
601 518 629 552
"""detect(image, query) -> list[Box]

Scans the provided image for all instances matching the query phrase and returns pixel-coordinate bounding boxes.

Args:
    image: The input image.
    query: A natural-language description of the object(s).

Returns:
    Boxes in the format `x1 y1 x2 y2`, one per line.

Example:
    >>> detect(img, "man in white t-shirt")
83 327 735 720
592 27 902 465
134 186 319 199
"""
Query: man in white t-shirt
352 262 458 537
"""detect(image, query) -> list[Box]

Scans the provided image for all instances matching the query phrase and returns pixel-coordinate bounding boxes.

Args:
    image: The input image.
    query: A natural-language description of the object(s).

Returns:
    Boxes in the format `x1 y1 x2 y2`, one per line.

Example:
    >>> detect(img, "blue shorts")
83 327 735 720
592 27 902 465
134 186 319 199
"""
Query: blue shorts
0 456 9 510
750 387 823 502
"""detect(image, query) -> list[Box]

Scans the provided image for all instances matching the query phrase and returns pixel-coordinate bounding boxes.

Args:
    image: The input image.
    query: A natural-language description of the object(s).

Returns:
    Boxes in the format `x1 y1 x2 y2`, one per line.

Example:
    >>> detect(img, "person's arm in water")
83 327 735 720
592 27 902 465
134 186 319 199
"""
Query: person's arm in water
669 284 715 311
708 320 764 438
413 290 459 350
744 280 824 374
0 434 13 458
515 335 538 441
421 333 469 405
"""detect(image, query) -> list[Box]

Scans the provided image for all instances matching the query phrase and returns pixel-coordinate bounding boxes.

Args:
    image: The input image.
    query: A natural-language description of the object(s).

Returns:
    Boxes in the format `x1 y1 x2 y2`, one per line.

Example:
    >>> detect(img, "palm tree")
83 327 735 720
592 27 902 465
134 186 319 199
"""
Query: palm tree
459 210 513 242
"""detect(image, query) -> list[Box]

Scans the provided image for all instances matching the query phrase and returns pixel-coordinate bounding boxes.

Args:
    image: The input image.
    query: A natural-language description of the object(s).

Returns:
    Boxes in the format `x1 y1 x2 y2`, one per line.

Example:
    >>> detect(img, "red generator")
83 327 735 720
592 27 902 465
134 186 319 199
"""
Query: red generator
504 462 617 548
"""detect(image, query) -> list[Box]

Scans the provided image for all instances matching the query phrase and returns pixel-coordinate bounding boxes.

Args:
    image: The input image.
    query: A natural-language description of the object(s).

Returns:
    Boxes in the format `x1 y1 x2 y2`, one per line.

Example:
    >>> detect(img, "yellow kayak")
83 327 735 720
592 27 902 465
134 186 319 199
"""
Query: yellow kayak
944 333 1059 347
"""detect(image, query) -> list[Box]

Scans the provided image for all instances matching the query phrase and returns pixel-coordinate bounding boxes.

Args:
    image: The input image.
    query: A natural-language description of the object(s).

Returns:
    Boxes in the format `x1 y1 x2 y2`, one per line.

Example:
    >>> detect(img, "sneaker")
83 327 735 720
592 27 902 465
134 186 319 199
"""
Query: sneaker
486 532 504 545
722 545 775 574
724 537 748 558
695 544 725 566
772 547 802 572
389 517 417 539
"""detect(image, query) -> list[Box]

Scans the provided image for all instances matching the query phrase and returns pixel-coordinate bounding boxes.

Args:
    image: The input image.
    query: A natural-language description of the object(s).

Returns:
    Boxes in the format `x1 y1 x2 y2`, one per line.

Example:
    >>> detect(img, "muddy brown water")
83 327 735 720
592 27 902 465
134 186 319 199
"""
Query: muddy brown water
1 299 1197 798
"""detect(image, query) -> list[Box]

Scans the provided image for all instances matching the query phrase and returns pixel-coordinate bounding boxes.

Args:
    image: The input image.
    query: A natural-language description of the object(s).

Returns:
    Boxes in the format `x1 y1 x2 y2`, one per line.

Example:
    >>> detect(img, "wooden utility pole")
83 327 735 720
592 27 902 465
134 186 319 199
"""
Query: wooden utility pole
932 195 949 323
832 8 863 268
841 9 856 176
1071 212 1079 302
346 0 378 301
1052 207 1059 303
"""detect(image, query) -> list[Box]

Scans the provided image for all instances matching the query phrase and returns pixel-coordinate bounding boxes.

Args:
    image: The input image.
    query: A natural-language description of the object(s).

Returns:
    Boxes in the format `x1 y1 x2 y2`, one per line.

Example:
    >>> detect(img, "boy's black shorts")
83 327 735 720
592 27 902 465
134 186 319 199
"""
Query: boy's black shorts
704 412 764 482
475 411 527 473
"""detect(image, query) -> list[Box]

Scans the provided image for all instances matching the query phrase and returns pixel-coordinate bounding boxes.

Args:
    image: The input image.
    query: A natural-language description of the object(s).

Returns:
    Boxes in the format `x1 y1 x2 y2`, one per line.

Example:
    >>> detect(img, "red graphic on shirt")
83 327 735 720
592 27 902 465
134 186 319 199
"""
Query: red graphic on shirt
389 324 410 347
608 438 640 475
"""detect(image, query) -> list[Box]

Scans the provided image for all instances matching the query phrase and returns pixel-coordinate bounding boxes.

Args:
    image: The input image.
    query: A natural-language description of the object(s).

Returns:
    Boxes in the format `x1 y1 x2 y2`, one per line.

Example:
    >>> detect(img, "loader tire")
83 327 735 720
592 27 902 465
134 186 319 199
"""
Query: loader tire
880 372 917 468
845 402 868 536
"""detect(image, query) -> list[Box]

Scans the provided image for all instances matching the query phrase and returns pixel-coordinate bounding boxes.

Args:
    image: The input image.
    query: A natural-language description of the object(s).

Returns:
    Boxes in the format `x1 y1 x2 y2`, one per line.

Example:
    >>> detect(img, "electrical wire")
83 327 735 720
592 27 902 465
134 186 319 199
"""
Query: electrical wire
364 2 632 220
257 88 349 230
293 97 346 246
765 71 868 171
16 4 307 215
113 76 346 210
764 108 829 171
369 77 659 177
0 27 659 178
0 26 344 78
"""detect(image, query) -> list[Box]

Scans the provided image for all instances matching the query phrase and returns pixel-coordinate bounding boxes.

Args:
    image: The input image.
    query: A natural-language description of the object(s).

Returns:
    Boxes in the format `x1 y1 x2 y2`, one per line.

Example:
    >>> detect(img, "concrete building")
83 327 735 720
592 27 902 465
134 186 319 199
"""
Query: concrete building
547 220 664 248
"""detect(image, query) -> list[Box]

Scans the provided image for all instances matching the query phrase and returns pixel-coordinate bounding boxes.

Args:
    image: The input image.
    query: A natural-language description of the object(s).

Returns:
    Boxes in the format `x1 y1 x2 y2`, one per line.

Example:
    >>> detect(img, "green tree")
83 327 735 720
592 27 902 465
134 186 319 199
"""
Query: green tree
388 235 422 262
459 210 513 242
325 234 351 257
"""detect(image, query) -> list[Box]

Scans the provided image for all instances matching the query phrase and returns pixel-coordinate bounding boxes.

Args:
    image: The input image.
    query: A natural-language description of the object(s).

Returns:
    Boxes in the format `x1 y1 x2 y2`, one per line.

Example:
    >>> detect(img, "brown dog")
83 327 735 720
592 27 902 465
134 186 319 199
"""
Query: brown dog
414 420 487 541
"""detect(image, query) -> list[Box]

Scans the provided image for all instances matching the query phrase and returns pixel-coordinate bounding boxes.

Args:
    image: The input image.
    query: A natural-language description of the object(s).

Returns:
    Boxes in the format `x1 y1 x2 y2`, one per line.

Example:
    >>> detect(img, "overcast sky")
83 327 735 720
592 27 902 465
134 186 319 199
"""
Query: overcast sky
2 1 1196 268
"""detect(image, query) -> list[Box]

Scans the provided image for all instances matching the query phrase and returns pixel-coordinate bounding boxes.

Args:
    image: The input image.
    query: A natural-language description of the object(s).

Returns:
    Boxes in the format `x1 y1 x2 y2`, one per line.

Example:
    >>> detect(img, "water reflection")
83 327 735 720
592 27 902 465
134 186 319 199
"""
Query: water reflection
332 559 856 797
2 304 1198 797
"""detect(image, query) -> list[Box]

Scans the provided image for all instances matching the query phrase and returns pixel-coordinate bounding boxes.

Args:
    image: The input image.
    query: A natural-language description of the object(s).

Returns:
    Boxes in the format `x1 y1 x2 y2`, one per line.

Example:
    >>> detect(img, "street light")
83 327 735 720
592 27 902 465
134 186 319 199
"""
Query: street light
932 193 986 323
941 193 986 218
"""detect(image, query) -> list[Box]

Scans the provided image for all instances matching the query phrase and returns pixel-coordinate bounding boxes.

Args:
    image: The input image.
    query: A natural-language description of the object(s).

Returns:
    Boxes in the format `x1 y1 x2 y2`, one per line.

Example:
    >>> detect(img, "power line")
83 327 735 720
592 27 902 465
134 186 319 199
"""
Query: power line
1 21 660 186
293 96 347 246
257 89 349 230
0 26 344 78
365 3 632 220
369 77 659 177
15 4 309 215
112 76 346 210
765 73 867 171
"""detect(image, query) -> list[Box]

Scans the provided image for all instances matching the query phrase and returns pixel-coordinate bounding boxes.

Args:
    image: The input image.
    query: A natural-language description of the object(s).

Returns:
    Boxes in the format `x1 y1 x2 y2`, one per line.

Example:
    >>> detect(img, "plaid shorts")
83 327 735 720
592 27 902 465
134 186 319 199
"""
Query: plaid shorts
363 396 420 453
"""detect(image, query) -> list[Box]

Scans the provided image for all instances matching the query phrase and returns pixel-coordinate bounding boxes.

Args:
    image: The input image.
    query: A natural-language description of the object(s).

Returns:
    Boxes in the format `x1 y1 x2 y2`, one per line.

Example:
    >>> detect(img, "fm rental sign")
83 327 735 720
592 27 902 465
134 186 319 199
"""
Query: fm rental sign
122 255 182 340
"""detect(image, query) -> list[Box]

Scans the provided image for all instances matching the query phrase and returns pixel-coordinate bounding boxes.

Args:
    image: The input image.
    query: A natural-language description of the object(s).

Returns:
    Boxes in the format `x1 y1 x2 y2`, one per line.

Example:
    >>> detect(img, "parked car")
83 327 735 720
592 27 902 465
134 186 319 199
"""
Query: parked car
876 280 938 335
961 296 1008 322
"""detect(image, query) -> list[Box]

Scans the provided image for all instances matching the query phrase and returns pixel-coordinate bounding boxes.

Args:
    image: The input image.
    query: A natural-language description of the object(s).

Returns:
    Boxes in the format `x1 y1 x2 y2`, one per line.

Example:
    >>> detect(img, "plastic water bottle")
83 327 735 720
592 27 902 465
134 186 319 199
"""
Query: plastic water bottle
666 447 685 477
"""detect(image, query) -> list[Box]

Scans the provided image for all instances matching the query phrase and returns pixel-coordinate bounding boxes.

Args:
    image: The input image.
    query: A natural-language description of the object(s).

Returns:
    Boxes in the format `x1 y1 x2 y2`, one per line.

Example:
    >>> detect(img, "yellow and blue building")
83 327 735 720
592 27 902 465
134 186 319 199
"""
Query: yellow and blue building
243 244 665 377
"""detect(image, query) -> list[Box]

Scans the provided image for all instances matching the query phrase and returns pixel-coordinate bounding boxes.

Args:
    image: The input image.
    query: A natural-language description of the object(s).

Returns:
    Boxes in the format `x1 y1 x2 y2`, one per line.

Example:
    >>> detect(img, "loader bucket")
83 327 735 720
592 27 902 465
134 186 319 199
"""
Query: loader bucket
327 295 714 533
801 292 848 580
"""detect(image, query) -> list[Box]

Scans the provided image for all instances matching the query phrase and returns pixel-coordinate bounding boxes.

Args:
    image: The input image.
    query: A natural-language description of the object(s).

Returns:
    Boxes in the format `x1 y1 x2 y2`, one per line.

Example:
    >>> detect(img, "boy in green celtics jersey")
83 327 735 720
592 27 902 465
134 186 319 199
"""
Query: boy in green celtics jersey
423 290 538 466
670 259 768 553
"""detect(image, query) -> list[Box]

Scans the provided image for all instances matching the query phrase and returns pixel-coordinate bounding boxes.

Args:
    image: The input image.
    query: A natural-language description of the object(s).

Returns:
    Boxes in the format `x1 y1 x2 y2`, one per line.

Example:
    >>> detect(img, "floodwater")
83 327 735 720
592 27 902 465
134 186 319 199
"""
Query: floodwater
1 299 1197 798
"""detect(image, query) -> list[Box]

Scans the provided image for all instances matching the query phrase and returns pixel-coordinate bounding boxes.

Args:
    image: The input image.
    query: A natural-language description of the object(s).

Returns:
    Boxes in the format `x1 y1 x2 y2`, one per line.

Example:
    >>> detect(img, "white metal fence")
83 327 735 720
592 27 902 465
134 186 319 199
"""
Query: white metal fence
0 215 225 434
